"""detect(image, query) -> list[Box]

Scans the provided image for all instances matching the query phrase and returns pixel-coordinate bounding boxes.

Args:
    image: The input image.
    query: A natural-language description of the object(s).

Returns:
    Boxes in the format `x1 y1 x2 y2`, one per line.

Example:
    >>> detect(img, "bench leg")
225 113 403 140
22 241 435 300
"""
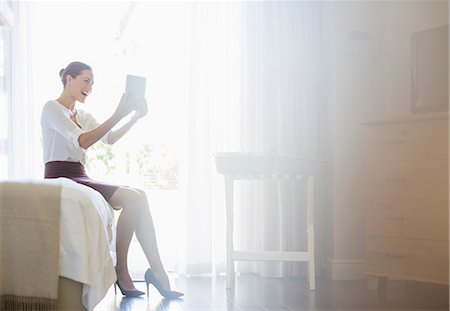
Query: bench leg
225 176 235 288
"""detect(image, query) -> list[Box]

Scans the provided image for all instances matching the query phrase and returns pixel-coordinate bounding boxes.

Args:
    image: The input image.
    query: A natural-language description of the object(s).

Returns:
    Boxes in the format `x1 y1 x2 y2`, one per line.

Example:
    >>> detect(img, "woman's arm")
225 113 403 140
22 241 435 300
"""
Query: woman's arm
107 98 148 144
107 114 138 144
78 93 134 149
78 114 121 149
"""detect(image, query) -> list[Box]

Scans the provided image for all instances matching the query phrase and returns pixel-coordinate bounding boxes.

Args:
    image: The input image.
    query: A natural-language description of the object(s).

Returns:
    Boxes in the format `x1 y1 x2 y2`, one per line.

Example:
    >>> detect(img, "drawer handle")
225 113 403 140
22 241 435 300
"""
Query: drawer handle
375 203 394 210
385 252 405 259
386 177 406 183
385 216 405 222
385 139 406 145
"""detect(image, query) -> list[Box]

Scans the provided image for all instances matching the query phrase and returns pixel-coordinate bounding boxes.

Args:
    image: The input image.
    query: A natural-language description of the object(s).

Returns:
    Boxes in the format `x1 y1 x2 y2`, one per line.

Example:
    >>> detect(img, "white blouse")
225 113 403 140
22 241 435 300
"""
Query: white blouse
41 100 110 165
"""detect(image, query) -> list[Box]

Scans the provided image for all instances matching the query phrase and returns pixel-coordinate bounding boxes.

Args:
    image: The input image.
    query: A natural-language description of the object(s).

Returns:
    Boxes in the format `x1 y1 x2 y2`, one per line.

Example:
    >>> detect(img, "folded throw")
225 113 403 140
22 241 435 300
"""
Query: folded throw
0 181 61 310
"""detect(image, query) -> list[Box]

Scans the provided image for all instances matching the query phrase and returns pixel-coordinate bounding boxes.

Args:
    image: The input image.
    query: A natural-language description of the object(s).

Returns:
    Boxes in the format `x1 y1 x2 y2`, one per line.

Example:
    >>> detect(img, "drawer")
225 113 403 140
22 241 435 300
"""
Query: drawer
365 122 427 161
416 160 449 200
366 160 448 200
366 236 449 284
426 119 449 159
366 199 449 240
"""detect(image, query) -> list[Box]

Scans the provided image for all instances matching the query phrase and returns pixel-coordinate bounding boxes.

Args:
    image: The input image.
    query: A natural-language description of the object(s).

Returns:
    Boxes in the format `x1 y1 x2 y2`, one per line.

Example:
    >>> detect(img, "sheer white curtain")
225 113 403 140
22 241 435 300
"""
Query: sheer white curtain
179 1 328 277
177 1 243 275
8 1 41 179
234 1 328 277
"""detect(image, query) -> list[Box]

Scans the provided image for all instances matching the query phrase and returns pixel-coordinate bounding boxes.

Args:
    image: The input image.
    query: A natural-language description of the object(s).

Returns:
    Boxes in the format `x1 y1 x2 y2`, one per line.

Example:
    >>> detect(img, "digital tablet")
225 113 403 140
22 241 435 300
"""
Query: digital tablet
125 74 146 99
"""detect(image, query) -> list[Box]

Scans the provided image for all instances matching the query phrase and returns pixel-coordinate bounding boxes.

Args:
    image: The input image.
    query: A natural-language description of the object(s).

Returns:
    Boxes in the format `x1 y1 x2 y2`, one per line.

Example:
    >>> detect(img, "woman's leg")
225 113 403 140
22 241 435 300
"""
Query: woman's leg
108 187 172 291
133 188 171 291
109 187 141 291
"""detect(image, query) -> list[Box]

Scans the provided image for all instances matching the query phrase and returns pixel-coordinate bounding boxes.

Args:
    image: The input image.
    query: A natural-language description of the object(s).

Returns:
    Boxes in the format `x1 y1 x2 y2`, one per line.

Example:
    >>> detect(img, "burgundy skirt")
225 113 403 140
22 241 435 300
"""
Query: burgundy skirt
45 161 120 201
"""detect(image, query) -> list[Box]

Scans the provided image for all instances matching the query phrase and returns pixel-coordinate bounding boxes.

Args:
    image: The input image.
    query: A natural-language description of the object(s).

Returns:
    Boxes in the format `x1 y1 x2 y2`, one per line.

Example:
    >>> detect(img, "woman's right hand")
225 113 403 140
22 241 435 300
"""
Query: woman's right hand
113 93 135 120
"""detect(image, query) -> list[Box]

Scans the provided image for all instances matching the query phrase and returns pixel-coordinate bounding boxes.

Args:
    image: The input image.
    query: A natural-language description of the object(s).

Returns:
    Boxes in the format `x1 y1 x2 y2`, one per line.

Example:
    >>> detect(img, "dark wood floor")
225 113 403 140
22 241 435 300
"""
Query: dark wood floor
95 274 449 310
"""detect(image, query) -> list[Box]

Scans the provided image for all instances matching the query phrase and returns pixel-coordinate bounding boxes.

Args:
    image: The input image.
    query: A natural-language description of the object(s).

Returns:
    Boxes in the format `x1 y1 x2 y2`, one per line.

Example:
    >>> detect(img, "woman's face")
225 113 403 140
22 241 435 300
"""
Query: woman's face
67 69 94 103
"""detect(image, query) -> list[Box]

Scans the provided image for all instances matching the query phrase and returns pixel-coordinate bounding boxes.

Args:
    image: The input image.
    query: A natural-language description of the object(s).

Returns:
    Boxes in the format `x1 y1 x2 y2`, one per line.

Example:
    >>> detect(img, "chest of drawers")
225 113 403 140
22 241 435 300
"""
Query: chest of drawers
364 116 449 289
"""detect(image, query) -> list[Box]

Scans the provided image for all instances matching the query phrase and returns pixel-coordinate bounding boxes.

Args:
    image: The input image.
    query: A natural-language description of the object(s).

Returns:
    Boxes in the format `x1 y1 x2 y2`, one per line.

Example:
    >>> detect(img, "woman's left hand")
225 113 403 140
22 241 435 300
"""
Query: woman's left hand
131 98 148 121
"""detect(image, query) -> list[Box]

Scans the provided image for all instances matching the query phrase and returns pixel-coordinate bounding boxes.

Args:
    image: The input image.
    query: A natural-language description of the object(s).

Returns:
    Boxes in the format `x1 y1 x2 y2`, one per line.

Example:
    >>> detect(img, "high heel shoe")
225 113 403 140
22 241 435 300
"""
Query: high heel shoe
144 268 184 299
114 280 145 297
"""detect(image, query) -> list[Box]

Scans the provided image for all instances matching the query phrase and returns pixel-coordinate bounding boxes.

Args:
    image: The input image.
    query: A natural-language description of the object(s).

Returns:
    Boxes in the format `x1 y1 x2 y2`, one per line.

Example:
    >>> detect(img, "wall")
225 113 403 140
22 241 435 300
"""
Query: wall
325 0 385 280
383 1 449 117
325 0 448 280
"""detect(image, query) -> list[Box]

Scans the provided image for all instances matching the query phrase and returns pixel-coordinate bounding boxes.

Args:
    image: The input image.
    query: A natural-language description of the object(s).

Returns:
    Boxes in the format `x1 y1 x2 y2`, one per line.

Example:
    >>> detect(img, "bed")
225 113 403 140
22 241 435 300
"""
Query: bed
0 178 117 310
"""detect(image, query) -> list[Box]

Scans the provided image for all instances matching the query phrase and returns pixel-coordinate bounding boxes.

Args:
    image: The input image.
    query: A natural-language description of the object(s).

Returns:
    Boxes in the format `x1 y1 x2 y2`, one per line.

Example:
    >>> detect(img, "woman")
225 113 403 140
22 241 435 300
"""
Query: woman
41 61 183 299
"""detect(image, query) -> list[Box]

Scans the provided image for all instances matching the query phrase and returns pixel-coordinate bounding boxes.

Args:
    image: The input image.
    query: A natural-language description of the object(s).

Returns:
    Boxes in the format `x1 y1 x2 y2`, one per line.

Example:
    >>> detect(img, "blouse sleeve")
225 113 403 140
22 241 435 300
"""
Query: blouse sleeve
42 102 84 149
81 111 111 145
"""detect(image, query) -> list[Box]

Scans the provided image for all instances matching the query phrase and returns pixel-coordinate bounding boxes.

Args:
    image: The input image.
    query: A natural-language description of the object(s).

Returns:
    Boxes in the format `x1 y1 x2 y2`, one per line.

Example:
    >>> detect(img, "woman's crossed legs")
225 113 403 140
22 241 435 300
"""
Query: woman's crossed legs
108 186 172 292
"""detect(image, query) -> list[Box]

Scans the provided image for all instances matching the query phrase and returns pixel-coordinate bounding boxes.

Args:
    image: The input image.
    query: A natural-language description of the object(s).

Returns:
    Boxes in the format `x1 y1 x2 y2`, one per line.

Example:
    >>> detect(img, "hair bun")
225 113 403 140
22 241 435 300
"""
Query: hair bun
59 68 65 78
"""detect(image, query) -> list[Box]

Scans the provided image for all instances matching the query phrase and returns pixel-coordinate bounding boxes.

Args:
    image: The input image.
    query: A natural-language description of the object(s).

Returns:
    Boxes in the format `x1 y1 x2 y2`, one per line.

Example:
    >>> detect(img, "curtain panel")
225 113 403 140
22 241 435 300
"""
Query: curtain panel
181 1 329 277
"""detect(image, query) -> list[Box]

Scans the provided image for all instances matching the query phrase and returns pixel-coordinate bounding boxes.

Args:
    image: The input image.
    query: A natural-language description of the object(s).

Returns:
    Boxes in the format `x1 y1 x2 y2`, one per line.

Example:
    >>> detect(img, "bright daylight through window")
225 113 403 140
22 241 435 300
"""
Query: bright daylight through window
30 2 190 277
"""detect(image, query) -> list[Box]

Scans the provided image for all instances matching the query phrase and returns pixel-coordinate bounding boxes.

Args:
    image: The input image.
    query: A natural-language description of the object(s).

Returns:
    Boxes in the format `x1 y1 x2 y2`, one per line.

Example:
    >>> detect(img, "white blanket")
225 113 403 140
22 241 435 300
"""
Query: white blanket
36 178 116 310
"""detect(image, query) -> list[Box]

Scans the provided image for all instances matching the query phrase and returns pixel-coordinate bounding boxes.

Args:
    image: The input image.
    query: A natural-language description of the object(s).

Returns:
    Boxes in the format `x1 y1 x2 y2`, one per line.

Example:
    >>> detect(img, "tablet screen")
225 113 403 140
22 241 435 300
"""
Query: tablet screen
125 74 146 99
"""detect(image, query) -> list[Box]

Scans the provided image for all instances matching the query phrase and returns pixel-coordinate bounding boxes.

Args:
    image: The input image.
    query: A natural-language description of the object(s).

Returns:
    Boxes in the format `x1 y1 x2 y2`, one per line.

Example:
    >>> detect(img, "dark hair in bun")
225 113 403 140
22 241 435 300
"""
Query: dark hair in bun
59 61 92 87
